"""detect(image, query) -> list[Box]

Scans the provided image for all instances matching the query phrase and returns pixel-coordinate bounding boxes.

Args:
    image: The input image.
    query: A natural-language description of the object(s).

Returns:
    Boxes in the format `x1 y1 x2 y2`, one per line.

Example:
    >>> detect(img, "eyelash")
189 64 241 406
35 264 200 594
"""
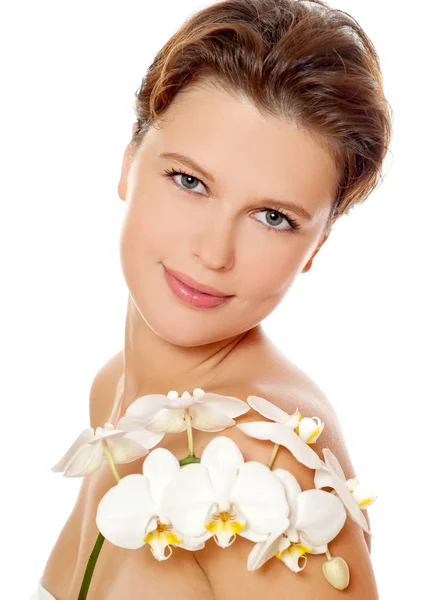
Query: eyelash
163 167 301 234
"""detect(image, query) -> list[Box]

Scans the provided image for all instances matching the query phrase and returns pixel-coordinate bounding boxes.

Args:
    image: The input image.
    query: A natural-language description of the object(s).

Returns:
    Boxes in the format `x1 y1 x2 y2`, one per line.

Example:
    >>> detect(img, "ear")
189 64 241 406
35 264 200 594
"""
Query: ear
117 122 140 201
301 215 340 273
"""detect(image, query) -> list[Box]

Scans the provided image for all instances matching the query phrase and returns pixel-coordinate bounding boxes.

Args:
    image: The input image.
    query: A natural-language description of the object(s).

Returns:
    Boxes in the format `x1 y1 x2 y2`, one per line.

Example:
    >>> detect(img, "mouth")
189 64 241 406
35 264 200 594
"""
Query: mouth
163 265 233 298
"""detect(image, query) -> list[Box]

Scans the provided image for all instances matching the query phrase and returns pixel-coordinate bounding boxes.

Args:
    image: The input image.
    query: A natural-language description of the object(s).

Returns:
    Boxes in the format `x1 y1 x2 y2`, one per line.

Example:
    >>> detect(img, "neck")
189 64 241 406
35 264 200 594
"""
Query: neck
117 294 266 416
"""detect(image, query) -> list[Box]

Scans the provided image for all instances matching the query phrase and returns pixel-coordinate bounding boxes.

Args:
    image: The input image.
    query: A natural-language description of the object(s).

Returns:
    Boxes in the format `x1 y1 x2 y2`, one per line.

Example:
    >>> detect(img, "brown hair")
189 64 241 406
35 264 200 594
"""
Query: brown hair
130 0 393 233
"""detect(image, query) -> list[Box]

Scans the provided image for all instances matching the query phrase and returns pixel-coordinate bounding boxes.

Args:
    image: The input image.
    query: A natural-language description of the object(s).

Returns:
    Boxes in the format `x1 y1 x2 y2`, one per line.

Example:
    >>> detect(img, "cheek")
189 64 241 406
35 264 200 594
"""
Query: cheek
120 185 182 266
239 238 305 301
119 200 160 289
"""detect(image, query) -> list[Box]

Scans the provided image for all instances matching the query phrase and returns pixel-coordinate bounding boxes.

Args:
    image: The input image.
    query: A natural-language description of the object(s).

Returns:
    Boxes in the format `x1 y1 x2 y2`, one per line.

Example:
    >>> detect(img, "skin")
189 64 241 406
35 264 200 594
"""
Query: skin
41 82 378 600
115 80 340 418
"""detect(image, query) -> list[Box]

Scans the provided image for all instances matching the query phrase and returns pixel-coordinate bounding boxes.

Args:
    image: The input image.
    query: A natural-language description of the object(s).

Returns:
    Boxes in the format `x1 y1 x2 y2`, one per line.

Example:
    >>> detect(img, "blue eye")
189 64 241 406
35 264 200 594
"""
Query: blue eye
163 167 301 234
164 168 208 195
253 208 300 233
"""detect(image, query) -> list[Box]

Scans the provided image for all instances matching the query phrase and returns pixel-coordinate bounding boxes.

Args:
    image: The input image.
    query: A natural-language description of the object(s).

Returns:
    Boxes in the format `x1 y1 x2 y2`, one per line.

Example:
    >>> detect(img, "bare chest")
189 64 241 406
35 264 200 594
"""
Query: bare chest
41 354 345 599
70 462 214 599
43 432 216 599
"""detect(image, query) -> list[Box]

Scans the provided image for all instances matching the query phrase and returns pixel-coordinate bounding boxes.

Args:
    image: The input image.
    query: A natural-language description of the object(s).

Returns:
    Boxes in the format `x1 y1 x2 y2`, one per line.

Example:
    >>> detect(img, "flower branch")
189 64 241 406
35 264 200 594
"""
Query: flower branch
50 388 377 597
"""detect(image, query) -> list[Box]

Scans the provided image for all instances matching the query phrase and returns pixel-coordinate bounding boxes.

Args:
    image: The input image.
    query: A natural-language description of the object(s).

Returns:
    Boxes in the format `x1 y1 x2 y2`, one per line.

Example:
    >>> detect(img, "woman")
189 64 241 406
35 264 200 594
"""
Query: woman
33 0 392 598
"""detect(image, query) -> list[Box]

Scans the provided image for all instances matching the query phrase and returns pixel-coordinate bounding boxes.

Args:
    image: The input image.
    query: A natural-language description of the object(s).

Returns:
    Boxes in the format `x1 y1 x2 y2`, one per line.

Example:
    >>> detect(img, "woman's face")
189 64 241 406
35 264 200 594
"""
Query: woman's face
118 82 339 347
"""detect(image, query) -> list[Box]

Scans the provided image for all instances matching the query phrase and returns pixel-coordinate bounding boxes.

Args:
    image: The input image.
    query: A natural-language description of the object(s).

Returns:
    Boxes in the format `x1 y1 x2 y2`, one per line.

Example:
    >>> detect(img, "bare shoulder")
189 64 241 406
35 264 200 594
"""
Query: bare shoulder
242 356 373 552
194 371 378 599
88 349 124 429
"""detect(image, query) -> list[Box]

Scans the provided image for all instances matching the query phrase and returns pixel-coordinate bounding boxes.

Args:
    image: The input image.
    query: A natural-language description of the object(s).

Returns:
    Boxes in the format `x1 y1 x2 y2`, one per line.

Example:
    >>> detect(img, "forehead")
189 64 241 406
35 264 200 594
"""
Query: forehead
145 83 339 217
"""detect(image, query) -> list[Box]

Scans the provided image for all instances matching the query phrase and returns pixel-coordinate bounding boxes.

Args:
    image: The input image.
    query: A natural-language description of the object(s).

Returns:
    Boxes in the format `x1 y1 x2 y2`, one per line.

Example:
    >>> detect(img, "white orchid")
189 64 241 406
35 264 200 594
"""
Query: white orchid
237 395 324 469
51 422 161 477
95 447 208 560
119 388 250 436
160 436 290 548
314 448 376 535
49 386 379 600
247 467 347 572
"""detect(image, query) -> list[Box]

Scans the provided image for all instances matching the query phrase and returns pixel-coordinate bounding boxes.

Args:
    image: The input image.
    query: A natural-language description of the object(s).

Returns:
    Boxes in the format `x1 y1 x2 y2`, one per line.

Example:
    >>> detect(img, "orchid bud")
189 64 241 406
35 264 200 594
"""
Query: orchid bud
322 556 350 590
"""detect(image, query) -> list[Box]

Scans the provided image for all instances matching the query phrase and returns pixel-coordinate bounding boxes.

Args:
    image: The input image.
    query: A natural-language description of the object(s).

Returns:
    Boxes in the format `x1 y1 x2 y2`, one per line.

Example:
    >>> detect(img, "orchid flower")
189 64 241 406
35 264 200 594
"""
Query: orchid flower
247 467 346 572
314 448 376 535
51 422 161 477
119 388 250 436
95 447 208 560
237 395 323 469
160 436 290 548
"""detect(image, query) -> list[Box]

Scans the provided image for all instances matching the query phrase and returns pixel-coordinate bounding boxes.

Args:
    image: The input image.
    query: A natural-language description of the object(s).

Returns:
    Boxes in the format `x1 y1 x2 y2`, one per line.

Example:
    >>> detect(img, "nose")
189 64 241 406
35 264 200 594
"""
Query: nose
191 213 236 271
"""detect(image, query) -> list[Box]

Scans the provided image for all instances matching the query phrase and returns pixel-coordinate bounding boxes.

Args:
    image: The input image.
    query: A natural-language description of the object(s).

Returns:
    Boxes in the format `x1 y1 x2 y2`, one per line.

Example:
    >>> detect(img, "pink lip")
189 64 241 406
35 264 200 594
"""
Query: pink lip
162 265 233 309
163 265 232 298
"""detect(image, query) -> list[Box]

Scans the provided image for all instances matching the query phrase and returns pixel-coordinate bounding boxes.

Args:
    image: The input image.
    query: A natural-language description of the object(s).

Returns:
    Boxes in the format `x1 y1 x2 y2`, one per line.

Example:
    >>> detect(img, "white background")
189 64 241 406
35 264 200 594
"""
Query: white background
1 1 419 598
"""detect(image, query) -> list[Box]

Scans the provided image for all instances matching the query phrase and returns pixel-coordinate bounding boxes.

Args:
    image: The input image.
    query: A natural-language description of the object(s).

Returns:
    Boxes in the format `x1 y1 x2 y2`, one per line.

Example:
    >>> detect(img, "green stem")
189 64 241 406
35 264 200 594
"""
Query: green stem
267 443 280 469
325 548 333 561
77 532 105 600
184 409 194 457
78 440 121 599
102 440 121 483
179 455 201 465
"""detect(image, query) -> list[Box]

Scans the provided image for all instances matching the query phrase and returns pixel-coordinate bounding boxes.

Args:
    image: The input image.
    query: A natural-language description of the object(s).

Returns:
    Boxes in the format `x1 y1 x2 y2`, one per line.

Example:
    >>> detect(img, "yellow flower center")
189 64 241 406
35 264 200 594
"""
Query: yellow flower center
358 496 372 506
219 512 231 522
205 510 245 537
144 521 181 546
276 542 313 561
307 427 320 444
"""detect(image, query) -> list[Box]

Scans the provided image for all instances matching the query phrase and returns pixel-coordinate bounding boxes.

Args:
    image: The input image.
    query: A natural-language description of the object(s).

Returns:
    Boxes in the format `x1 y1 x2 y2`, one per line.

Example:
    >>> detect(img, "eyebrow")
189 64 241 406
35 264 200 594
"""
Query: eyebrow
159 151 314 221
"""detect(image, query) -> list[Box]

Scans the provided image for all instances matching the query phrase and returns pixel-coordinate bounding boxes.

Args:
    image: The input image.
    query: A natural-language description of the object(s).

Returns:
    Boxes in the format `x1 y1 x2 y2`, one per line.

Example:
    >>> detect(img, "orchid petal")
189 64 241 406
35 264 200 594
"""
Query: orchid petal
105 436 149 464
269 423 323 469
272 468 302 526
62 439 105 477
161 464 216 537
236 421 275 440
313 464 335 489
164 390 195 410
272 468 302 502
146 536 173 561
142 448 180 507
205 506 246 548
297 417 324 444
294 489 346 547
230 462 290 535
189 404 235 432
146 408 186 433
285 410 303 429
199 392 250 418
247 395 292 423
315 467 371 534
200 437 244 507
120 428 165 449
144 525 182 561
299 532 328 554
96 474 156 549
51 428 95 472
125 394 168 421
277 542 312 572
176 539 207 551
284 523 300 543
179 531 213 550
239 525 270 543
346 477 359 492
93 426 126 441
145 516 158 534
351 483 377 508
322 448 347 480
116 415 147 432
247 530 290 571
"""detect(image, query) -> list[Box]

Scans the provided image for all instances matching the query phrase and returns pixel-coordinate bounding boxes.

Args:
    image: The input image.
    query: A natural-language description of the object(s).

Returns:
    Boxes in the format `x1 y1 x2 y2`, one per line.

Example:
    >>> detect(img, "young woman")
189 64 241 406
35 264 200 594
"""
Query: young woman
33 0 392 598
